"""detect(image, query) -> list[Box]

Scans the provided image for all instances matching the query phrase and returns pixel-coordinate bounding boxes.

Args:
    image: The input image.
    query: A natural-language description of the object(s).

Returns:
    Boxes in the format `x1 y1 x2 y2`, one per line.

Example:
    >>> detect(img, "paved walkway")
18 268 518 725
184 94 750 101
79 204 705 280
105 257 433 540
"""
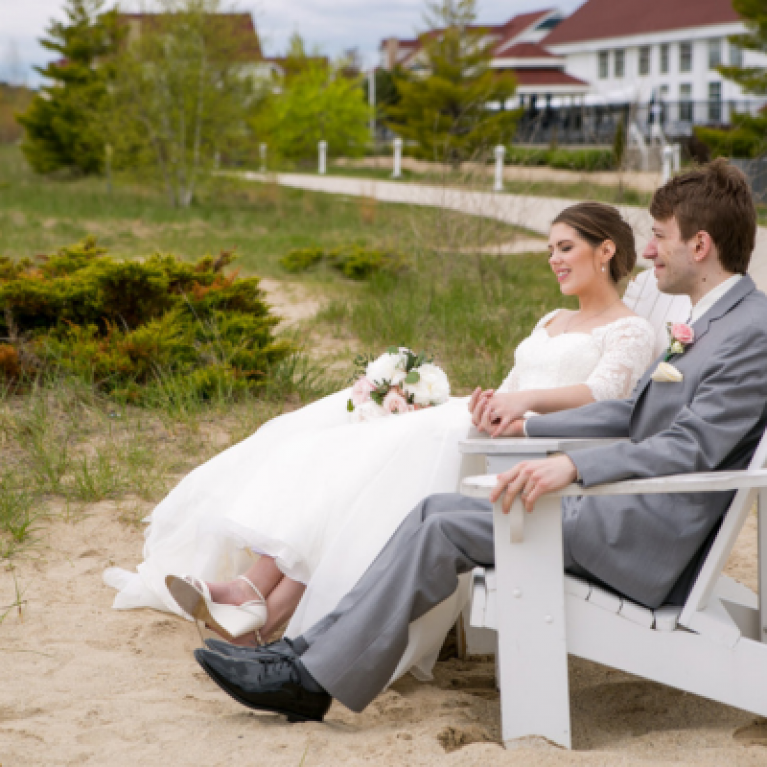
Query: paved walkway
239 172 767 292
334 156 664 193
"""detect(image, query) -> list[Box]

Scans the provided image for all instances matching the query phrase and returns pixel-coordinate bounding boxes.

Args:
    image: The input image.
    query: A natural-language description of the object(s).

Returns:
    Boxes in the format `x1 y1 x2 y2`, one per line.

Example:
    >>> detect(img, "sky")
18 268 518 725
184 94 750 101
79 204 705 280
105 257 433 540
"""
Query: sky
0 0 585 86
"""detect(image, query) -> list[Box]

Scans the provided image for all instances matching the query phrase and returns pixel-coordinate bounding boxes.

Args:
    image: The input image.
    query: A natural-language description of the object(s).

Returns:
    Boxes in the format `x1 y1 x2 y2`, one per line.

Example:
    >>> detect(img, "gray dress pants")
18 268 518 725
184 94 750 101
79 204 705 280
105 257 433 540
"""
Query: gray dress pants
293 493 495 712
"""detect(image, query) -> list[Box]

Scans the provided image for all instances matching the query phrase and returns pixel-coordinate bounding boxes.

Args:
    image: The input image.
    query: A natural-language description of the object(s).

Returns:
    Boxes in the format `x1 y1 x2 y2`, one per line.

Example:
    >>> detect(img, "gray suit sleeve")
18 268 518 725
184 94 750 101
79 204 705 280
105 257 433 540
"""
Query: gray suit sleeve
570 325 767 487
526 396 634 439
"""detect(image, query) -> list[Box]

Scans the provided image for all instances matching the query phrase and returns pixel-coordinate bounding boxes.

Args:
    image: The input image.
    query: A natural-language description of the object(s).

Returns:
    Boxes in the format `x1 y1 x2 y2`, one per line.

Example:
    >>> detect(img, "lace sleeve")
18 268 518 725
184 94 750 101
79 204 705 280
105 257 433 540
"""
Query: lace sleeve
586 318 656 401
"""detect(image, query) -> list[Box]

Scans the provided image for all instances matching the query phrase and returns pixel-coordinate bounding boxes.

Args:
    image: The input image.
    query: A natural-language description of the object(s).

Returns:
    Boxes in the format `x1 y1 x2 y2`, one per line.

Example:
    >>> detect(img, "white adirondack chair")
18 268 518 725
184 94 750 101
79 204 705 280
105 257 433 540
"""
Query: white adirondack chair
452 268 767 748
456 267 690 657
460 438 767 750
621 266 691 357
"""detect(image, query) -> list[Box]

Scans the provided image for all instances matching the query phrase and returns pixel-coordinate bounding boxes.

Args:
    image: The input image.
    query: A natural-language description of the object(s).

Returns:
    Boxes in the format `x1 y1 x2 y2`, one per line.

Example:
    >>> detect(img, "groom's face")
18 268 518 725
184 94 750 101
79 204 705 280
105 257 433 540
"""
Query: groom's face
647 217 698 295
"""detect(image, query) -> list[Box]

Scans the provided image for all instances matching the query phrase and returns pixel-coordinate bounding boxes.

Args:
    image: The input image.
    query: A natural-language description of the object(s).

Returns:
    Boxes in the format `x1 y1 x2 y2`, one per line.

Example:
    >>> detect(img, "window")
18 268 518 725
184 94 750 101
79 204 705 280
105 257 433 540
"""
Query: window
614 49 625 78
660 44 669 73
679 83 693 121
708 81 722 122
680 42 693 73
598 50 609 79
639 46 651 75
730 42 744 67
659 84 669 99
708 38 722 69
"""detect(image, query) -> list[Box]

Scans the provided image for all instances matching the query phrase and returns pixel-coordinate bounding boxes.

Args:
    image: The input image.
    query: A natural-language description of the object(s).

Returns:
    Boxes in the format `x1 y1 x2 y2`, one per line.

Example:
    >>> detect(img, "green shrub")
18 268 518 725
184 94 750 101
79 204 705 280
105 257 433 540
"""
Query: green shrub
0 237 294 403
505 146 615 171
506 146 550 166
694 115 767 159
279 244 407 280
279 247 325 273
548 148 615 171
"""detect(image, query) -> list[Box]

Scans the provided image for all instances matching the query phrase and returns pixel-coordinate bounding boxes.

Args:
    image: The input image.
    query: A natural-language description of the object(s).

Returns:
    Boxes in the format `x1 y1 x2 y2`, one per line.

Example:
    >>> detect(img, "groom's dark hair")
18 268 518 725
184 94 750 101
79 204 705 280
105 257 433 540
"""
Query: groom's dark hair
650 158 756 274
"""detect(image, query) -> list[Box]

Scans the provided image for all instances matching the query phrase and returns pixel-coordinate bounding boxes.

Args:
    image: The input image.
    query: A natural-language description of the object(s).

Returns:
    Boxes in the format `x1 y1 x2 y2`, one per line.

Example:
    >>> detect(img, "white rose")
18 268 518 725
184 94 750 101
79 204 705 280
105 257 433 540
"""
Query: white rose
390 370 407 387
402 363 451 407
350 400 388 423
365 352 403 386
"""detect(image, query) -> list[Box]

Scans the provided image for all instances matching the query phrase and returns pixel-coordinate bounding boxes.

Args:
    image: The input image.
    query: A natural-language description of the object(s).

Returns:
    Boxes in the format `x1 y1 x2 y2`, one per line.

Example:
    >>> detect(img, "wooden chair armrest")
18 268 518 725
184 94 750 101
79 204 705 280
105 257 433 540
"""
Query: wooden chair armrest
459 435 628 455
461 469 767 499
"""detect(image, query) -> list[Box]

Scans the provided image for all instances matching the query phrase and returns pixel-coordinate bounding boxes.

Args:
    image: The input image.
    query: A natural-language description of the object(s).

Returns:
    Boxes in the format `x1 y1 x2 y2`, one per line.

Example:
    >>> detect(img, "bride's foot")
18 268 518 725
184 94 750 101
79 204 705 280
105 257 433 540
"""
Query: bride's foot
165 574 268 643
207 577 260 607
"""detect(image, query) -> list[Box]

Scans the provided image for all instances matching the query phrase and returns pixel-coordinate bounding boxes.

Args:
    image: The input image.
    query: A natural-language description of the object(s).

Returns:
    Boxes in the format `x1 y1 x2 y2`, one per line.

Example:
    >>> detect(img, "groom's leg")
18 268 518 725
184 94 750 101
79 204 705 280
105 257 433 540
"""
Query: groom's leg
296 492 494 712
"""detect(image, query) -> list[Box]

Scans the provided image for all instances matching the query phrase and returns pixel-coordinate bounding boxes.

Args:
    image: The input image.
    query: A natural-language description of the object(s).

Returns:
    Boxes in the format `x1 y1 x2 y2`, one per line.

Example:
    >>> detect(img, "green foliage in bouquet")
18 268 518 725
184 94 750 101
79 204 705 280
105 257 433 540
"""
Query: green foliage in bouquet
0 237 294 403
279 245 407 280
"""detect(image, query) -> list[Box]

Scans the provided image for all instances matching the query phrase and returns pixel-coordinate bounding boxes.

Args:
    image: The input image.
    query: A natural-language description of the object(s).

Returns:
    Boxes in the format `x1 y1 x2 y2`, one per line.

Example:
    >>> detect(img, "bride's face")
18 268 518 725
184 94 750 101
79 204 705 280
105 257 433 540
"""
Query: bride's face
548 223 610 296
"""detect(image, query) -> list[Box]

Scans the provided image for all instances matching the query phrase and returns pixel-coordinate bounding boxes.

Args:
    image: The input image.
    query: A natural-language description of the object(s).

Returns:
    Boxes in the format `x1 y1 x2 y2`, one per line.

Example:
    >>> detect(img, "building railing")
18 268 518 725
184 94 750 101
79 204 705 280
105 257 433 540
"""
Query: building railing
514 100 767 145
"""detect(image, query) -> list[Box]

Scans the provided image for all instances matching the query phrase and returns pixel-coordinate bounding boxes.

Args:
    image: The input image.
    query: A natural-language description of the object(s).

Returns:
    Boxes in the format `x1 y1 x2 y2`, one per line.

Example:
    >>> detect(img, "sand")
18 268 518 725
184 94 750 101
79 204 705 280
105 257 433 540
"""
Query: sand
1 502 767 767
2 278 766 765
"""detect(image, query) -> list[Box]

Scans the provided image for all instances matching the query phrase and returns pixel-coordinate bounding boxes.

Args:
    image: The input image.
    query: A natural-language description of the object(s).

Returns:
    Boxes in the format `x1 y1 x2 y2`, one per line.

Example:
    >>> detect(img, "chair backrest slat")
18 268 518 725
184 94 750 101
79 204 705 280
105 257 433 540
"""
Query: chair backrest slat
679 427 767 626
622 269 691 358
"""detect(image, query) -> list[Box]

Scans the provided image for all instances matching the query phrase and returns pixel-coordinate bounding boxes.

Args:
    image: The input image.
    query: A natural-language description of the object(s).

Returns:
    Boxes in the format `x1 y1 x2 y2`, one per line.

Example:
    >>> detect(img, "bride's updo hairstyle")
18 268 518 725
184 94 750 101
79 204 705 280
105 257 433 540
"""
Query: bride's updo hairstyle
552 202 636 283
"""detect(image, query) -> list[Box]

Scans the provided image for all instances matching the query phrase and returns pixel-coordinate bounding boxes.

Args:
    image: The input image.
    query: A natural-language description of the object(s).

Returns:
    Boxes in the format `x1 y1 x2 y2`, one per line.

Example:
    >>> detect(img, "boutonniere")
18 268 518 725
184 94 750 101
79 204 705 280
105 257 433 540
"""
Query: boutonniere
651 323 694 383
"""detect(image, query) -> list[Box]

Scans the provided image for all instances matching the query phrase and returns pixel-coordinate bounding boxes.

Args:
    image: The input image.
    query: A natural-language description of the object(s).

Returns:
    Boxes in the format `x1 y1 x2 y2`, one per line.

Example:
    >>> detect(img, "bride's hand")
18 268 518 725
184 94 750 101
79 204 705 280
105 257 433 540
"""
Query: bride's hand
485 393 532 437
468 387 495 428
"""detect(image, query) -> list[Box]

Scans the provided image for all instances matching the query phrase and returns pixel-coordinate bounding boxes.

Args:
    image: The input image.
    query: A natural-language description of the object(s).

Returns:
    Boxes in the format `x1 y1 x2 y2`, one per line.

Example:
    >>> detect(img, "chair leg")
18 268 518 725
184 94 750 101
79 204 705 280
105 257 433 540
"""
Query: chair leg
493 495 571 749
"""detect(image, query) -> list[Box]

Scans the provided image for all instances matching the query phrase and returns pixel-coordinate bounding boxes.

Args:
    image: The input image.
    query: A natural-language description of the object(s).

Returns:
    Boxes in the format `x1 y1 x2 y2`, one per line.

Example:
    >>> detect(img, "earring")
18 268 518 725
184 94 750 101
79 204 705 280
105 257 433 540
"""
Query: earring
602 265 606 273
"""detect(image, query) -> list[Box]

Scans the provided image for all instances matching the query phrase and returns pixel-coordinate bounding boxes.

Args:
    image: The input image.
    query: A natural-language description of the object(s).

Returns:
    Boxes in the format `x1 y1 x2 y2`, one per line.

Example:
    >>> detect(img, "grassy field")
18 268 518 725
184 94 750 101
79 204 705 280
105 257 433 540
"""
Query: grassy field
0 144 570 562
0 146 525 274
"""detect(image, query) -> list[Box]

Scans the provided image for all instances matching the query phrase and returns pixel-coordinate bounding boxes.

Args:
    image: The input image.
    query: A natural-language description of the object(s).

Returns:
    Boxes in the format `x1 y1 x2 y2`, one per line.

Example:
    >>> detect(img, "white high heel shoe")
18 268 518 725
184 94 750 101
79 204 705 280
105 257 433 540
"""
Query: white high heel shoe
165 574 267 643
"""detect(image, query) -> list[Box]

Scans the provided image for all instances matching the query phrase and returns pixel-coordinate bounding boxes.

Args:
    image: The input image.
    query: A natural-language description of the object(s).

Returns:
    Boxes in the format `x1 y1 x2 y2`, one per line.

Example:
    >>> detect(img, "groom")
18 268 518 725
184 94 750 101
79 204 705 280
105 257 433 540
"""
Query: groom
193 160 767 722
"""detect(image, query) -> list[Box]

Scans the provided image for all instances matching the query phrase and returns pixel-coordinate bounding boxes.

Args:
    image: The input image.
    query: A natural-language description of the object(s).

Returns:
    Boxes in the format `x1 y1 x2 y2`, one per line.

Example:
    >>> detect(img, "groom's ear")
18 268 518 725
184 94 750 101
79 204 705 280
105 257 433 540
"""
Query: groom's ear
692 231 714 263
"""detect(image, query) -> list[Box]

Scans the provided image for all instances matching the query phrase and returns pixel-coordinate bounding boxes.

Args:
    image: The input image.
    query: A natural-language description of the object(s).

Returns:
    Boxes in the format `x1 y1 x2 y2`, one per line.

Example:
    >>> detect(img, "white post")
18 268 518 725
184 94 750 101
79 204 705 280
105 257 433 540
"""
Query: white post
494 145 506 192
369 68 376 145
672 143 681 172
318 140 327 175
393 137 403 179
259 143 267 173
662 145 674 183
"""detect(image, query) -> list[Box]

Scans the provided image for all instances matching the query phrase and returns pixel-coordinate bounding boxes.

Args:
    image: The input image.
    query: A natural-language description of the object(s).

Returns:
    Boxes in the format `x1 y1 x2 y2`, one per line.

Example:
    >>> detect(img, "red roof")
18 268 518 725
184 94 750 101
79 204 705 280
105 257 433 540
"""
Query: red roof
511 69 589 86
494 9 554 49
544 0 740 45
498 42 559 59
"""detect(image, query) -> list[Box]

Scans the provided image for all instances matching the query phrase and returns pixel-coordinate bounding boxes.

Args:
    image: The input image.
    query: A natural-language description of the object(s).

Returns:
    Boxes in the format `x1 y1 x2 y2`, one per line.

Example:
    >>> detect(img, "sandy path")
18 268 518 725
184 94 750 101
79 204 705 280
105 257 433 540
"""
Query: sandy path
1 503 766 766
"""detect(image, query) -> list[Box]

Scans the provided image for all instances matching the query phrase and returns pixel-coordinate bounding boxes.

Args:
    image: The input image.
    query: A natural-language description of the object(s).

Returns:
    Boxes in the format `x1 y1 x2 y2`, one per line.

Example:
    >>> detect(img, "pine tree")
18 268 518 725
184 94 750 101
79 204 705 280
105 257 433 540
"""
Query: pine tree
17 0 122 175
693 0 767 159
718 0 767 94
385 0 518 167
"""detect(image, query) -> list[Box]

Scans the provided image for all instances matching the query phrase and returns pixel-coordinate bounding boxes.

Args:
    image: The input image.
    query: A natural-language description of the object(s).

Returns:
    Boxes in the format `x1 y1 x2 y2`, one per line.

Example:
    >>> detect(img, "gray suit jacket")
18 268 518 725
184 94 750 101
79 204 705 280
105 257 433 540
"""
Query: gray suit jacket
527 275 767 608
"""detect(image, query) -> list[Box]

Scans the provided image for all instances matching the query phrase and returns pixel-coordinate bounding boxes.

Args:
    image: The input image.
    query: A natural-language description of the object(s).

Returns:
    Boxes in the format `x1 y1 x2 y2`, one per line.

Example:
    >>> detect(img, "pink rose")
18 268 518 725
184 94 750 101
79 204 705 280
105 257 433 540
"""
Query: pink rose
382 389 409 415
671 323 694 345
351 376 376 406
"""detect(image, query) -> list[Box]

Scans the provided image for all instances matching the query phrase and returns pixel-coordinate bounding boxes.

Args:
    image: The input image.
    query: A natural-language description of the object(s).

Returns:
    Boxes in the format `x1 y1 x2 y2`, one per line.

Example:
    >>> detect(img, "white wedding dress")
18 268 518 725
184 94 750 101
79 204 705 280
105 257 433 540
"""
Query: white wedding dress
105 311 656 680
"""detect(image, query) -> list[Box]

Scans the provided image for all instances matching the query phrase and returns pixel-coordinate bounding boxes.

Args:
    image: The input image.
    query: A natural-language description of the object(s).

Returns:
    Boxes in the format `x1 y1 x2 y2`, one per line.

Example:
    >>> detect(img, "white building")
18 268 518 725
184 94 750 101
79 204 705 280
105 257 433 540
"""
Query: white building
544 0 767 129
380 9 589 107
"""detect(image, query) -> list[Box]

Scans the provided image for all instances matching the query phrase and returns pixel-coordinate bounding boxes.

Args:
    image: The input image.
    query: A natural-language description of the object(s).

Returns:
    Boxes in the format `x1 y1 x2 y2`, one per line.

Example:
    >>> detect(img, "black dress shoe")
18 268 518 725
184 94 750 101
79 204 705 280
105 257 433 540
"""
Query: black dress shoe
204 637 299 661
194 648 332 723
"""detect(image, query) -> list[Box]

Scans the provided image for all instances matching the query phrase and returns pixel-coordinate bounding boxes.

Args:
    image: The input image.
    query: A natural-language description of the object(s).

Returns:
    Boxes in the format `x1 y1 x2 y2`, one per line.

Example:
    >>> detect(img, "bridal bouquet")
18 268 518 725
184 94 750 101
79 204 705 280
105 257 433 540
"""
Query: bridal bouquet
348 347 450 423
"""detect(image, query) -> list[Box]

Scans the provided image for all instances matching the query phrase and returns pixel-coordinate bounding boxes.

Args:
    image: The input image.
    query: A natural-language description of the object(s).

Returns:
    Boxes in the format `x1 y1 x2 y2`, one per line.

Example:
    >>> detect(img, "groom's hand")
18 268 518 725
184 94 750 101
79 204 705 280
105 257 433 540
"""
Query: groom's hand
489 419 526 438
489 455 578 513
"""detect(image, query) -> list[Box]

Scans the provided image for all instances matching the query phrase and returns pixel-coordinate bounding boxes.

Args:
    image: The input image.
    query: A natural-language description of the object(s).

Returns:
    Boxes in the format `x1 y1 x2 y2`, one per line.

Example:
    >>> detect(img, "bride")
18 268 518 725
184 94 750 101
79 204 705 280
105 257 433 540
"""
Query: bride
105 202 656 675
